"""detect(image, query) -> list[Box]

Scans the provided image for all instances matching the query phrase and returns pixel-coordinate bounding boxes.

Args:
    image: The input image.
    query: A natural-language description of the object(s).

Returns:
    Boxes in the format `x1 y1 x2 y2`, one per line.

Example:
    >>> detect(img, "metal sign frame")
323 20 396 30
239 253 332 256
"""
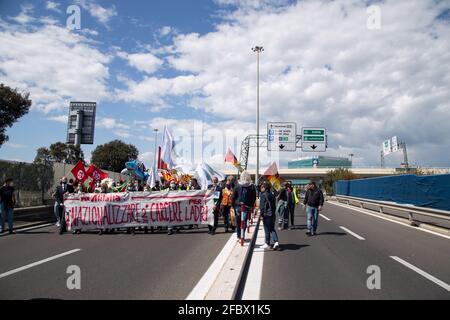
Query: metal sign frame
301 127 327 152
267 122 297 152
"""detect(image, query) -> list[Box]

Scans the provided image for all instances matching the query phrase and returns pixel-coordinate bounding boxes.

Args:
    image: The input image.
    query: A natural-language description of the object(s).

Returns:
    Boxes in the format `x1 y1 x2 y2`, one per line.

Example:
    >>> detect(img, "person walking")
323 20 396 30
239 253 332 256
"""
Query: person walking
303 181 324 236
232 171 256 243
52 177 69 235
259 182 279 250
0 178 16 234
220 176 234 233
208 177 222 235
286 183 296 230
275 182 289 230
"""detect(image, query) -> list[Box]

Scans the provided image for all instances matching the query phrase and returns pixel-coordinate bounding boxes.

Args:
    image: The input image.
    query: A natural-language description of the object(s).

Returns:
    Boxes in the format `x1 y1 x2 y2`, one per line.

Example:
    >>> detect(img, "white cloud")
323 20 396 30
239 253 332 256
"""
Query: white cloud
0 23 111 113
46 1 62 13
97 117 130 130
118 0 450 166
117 51 163 74
47 115 68 123
3 142 27 149
9 4 35 25
159 26 174 37
77 0 117 26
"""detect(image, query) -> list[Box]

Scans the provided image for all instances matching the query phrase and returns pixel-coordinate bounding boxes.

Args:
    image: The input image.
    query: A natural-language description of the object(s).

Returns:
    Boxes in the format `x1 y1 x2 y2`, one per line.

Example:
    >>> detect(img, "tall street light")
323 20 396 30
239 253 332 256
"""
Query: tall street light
153 128 159 168
252 46 263 186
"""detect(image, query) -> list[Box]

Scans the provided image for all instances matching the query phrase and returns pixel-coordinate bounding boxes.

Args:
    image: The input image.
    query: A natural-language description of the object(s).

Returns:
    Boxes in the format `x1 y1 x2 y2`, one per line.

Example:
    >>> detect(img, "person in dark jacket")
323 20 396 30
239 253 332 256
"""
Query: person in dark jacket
303 181 324 236
276 183 289 230
232 171 256 242
259 182 279 250
52 177 71 234
0 178 16 234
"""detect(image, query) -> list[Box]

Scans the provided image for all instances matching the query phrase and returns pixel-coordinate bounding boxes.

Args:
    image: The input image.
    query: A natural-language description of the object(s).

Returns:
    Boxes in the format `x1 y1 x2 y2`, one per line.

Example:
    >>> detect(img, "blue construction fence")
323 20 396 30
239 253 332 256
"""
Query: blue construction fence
335 174 450 211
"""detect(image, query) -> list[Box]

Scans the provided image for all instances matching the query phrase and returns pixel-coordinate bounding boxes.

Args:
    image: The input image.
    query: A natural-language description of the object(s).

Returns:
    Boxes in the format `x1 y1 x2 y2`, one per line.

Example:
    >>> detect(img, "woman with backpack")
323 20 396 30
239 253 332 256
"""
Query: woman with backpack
259 182 279 250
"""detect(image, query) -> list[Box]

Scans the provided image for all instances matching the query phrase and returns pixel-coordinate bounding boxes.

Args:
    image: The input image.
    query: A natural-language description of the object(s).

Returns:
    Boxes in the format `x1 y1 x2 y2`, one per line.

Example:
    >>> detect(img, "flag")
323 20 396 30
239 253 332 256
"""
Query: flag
71 160 87 183
263 162 282 191
224 148 243 172
159 126 175 170
86 164 108 182
195 163 226 190
147 166 161 189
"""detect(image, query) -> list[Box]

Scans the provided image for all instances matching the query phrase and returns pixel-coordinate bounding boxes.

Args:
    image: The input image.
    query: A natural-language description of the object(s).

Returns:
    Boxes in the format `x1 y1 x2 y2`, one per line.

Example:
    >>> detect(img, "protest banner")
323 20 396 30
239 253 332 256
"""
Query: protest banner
63 190 215 231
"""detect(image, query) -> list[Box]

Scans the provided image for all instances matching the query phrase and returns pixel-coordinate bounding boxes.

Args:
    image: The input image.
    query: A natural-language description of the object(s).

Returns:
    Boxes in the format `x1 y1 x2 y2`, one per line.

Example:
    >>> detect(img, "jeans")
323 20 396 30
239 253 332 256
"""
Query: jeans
222 206 231 230
276 200 288 229
306 206 319 233
54 202 63 223
235 205 250 239
1 203 14 232
263 215 278 245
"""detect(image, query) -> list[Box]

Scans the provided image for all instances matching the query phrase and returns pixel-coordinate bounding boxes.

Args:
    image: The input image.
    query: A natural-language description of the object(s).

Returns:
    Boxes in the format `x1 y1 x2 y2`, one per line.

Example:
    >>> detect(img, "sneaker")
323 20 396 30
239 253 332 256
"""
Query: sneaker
168 230 173 235
306 231 311 236
56 222 60 227
211 230 215 235
273 242 280 250
261 243 270 250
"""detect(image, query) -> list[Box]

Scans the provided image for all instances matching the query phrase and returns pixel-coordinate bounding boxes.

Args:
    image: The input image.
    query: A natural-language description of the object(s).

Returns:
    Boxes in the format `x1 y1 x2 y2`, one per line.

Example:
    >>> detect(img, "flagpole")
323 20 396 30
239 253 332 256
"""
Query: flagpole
252 46 263 186
153 128 159 168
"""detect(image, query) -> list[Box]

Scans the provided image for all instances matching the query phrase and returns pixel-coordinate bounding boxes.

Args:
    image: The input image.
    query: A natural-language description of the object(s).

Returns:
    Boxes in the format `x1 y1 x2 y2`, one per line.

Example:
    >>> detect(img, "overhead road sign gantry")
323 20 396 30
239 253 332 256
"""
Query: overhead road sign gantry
301 127 327 152
267 122 297 152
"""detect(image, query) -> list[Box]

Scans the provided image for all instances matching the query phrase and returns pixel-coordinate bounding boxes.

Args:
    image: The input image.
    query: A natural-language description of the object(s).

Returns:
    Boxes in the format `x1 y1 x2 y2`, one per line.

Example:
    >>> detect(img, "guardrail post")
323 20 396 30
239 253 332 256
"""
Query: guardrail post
360 202 364 209
408 212 415 226
379 206 383 214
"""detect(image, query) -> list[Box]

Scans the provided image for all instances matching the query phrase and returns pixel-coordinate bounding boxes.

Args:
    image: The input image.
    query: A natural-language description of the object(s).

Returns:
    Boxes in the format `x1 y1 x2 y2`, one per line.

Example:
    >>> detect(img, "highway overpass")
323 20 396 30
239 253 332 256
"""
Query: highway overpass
222 167 450 181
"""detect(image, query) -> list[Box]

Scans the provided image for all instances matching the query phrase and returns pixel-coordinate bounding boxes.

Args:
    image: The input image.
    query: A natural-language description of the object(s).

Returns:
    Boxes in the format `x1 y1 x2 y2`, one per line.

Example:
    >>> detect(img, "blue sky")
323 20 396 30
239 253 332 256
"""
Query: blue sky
1 0 449 169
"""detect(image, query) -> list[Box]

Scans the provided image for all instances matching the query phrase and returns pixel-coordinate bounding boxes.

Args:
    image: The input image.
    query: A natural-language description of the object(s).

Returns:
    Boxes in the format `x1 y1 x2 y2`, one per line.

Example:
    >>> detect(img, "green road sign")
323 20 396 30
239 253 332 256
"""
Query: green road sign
303 136 325 141
303 129 325 135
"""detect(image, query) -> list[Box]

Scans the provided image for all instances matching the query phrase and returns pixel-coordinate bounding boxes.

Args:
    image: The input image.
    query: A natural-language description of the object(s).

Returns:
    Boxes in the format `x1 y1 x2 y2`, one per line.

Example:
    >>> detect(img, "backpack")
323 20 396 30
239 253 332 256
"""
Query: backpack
238 184 254 207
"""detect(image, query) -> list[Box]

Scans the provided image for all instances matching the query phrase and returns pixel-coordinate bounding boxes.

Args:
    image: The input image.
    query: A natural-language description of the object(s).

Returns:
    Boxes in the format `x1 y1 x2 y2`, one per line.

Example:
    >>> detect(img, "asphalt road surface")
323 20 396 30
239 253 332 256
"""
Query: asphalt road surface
0 224 230 299
255 201 450 299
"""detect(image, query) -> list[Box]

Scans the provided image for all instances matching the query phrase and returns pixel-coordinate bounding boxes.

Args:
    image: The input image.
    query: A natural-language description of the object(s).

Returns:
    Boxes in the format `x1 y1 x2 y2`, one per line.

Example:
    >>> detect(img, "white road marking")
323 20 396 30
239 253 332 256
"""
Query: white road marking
339 226 365 240
329 201 450 240
390 256 450 292
186 233 236 300
319 214 331 221
0 249 81 279
241 222 266 300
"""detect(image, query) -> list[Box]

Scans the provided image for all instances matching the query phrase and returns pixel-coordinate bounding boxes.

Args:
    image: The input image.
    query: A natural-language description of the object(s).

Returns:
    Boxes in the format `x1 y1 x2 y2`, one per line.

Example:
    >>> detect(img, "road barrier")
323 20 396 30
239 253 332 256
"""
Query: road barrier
335 195 450 228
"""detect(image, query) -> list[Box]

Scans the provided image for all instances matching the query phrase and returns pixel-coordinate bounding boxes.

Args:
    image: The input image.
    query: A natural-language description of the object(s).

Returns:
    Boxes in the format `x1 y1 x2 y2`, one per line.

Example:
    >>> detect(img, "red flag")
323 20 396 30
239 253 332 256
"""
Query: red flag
263 162 282 191
158 146 169 170
224 148 243 172
86 164 108 182
71 160 87 183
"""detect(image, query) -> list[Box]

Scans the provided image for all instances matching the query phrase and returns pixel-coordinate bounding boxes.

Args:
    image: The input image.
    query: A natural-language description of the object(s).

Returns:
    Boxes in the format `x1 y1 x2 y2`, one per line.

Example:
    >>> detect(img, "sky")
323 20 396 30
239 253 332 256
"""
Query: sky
0 0 449 170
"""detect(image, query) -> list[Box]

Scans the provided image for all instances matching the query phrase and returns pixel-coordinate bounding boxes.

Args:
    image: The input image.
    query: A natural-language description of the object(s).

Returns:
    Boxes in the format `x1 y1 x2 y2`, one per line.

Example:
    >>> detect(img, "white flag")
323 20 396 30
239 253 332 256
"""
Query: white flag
195 163 226 190
147 166 160 188
160 126 175 169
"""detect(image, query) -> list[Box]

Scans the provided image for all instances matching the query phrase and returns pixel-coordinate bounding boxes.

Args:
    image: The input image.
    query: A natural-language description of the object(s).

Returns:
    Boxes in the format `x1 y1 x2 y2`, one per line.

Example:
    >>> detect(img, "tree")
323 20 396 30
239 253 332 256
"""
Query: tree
0 84 32 147
33 142 84 165
91 139 139 172
322 168 359 195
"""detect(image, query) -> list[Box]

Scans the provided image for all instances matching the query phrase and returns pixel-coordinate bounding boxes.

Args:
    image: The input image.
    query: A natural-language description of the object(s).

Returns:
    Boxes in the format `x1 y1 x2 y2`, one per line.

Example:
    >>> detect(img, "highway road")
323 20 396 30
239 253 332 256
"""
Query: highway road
1 200 449 300
243 201 450 299
0 225 230 300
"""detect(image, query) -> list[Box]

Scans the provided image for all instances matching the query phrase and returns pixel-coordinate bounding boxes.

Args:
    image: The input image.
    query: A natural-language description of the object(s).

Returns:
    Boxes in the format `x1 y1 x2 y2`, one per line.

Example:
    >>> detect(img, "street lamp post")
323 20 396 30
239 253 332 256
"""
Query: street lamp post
252 46 263 186
153 128 159 168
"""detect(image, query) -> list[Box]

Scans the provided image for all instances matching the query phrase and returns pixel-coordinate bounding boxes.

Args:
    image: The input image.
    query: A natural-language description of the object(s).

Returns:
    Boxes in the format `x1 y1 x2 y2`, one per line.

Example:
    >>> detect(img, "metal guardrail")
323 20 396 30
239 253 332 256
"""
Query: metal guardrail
334 195 450 225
